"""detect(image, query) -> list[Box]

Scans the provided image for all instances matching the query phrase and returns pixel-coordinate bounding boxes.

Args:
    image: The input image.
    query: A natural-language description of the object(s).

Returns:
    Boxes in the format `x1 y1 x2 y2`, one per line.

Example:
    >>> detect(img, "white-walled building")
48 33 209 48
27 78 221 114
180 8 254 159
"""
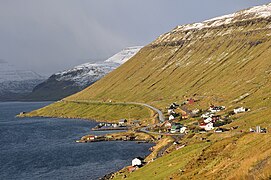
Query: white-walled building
132 158 142 167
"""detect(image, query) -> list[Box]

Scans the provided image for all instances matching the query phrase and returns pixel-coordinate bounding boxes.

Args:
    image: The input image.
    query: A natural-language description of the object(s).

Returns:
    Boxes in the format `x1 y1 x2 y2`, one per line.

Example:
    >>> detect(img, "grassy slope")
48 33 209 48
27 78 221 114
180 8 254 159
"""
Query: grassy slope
25 18 271 126
68 20 270 101
114 133 271 180
22 101 153 123
114 142 210 180
65 18 271 127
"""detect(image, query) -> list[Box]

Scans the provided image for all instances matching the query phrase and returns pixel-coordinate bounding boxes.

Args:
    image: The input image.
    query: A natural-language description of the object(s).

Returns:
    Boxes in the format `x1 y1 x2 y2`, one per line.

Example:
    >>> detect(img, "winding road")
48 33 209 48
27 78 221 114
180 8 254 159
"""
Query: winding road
129 102 184 137
126 102 165 123
65 100 183 136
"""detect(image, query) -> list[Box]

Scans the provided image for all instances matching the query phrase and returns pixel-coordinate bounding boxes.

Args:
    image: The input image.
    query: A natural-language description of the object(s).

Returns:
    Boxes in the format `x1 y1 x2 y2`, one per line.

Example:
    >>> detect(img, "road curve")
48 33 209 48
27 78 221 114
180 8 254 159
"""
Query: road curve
129 103 183 137
126 102 165 123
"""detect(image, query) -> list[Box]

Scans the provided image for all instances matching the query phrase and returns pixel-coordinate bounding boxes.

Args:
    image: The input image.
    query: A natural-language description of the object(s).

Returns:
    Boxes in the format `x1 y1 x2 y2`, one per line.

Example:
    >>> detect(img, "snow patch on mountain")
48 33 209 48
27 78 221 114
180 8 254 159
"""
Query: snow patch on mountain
54 63 118 87
51 46 143 87
0 60 44 83
173 3 271 32
105 46 143 64
0 60 46 99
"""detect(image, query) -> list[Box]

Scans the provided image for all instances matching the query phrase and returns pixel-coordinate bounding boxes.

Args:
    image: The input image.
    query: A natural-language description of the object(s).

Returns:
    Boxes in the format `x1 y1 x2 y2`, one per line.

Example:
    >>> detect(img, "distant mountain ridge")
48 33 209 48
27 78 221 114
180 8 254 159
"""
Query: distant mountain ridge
28 46 142 100
0 60 45 101
0 60 43 82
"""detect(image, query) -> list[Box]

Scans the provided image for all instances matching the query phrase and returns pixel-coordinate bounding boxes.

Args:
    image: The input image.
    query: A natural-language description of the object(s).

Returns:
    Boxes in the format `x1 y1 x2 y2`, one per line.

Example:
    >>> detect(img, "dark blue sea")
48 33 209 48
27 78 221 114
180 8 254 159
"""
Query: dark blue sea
0 102 153 180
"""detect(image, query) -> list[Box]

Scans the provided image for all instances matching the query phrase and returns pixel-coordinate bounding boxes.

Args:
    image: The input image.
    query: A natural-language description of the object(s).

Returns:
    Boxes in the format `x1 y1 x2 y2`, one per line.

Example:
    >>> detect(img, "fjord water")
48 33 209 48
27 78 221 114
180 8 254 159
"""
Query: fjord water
0 102 153 180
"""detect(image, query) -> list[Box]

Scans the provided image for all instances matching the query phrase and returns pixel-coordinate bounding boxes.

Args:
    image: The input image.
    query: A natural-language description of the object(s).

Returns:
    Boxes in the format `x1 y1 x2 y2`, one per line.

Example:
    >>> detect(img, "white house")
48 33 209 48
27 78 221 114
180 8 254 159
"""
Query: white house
132 158 142 167
201 112 214 119
209 106 225 113
169 115 175 121
192 109 200 115
180 126 187 134
234 107 250 114
205 123 214 131
204 117 212 123
168 109 175 115
209 108 220 113
200 122 214 131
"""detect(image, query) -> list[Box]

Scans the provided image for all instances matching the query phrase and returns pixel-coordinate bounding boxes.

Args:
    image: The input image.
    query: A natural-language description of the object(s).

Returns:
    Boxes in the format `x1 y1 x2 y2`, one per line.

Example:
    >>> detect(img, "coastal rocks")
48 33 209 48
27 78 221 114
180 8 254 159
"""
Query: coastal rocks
99 172 114 180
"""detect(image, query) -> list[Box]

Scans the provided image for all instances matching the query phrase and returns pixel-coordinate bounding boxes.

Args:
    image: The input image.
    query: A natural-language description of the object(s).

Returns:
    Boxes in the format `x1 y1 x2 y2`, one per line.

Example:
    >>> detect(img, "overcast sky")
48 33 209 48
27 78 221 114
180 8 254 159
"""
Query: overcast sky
0 0 270 76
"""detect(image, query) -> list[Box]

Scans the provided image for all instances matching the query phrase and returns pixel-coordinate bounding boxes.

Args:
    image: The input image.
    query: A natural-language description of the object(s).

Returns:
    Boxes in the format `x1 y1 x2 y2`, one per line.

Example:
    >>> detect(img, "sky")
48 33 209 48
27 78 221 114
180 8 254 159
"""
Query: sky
0 0 270 76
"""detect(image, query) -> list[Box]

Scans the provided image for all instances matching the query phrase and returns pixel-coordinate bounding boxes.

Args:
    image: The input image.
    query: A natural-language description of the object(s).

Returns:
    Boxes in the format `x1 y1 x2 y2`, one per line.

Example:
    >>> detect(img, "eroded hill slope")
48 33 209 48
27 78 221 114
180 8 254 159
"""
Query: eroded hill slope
67 4 271 116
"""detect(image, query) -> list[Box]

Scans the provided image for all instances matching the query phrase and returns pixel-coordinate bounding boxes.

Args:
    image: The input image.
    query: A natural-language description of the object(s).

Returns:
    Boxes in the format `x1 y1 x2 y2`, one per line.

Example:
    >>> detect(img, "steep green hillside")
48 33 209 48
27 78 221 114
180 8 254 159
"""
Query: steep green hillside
63 6 271 127
113 133 271 180
26 4 271 127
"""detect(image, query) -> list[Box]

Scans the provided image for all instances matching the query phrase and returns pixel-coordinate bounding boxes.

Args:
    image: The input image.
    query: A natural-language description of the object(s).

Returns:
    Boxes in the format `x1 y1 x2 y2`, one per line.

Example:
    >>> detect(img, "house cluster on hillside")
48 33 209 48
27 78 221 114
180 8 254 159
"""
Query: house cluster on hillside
199 105 226 131
161 121 188 134
198 105 253 132
164 99 253 134
167 102 190 121
157 102 189 134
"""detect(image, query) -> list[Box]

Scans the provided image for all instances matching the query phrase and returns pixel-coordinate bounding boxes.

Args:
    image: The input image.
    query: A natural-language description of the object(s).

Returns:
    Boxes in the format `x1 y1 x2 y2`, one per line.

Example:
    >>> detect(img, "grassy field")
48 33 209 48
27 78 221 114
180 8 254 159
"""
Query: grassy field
21 101 154 123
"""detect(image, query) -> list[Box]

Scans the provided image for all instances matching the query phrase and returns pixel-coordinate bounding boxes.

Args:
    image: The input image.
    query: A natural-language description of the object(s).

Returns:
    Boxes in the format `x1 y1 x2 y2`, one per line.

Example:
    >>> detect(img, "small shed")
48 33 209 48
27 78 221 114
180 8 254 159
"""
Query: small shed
86 135 96 141
119 119 128 125
182 113 188 119
127 166 138 172
132 120 141 125
164 121 172 128
19 112 26 115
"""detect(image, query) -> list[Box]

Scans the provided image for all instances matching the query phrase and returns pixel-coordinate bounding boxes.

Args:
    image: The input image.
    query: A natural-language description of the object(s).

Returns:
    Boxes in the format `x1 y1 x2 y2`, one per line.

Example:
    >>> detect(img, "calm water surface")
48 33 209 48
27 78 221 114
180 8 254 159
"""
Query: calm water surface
0 102 153 180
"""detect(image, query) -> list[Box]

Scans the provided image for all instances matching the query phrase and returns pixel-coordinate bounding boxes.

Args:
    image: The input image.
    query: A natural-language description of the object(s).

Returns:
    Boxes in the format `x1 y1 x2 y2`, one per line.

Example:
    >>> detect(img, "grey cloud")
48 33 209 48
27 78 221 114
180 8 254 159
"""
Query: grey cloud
0 0 270 75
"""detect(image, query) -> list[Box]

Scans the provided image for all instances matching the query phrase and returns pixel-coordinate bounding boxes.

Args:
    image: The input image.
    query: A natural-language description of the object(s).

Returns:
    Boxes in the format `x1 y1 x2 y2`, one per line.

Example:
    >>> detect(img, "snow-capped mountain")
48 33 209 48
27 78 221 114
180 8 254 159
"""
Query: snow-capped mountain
29 46 142 100
0 60 45 101
156 3 271 44
0 59 43 82
52 46 142 85
175 3 271 31
53 63 118 87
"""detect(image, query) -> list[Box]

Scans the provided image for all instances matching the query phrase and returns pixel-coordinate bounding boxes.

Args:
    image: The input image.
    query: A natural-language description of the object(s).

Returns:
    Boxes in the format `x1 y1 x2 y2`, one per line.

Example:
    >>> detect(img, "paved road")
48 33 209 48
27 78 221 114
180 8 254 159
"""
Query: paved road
65 100 183 136
130 103 184 137
126 102 165 123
